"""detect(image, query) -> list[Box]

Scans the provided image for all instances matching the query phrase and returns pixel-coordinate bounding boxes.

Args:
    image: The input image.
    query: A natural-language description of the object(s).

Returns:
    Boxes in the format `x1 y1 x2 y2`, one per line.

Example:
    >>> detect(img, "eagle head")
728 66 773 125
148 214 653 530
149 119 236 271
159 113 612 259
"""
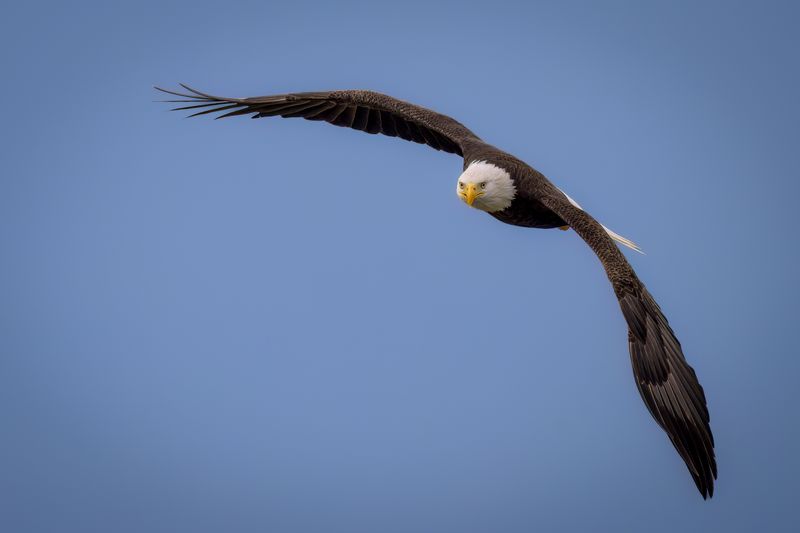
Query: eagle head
457 161 516 212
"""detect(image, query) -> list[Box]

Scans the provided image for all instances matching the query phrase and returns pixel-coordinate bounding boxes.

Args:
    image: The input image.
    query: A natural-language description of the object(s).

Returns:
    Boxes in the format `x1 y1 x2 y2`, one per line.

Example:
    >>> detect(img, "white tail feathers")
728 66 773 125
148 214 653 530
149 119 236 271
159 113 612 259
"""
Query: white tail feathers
600 224 644 254
556 187 644 255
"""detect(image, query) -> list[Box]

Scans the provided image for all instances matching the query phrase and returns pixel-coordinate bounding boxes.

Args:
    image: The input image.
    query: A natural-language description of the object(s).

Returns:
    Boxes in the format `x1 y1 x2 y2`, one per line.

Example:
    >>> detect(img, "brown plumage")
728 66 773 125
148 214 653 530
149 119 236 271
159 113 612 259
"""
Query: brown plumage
156 84 717 498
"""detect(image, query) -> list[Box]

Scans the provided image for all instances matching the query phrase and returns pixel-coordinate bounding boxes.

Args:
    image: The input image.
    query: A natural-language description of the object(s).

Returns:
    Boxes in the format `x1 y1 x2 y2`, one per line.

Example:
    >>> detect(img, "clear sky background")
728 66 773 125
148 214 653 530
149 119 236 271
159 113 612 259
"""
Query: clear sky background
2 1 798 531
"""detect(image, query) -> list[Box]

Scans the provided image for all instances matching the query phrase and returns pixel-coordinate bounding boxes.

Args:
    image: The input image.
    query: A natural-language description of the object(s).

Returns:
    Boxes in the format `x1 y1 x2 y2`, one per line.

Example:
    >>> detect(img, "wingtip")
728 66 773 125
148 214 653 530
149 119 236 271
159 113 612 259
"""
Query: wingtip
153 86 172 96
689 440 717 500
153 85 203 99
179 83 215 99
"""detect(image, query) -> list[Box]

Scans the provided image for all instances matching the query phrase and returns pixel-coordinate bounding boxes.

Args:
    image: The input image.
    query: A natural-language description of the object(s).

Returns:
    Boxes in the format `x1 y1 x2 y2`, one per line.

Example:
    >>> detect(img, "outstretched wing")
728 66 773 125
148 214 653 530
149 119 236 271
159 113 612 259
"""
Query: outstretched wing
539 191 717 498
156 84 480 156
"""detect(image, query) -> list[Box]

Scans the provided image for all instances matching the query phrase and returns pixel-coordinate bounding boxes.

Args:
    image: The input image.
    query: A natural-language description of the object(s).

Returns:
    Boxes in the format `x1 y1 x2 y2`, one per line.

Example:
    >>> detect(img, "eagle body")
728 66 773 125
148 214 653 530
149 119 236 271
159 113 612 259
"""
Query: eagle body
465 156 567 229
490 195 566 229
157 84 717 499
453 144 566 228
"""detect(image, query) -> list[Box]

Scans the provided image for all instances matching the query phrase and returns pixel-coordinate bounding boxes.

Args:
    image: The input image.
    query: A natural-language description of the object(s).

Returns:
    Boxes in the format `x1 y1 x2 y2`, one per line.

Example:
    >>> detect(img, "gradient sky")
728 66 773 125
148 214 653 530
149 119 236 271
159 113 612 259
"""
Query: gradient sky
2 1 798 532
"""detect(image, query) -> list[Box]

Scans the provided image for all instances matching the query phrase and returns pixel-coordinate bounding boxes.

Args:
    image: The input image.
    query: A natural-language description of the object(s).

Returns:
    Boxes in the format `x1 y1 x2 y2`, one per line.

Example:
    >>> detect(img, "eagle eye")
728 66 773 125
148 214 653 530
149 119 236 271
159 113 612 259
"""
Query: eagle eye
480 182 487 189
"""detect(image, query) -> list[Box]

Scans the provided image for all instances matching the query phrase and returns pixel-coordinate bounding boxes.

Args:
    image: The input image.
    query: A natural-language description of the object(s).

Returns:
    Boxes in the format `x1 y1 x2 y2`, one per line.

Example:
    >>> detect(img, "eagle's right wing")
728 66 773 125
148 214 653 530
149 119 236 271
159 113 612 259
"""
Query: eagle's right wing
156 84 480 156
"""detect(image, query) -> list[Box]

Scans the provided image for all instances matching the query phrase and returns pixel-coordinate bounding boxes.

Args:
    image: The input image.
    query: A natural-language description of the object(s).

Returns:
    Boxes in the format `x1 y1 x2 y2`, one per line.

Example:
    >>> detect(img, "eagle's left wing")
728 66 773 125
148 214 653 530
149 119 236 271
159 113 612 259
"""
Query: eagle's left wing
538 191 717 498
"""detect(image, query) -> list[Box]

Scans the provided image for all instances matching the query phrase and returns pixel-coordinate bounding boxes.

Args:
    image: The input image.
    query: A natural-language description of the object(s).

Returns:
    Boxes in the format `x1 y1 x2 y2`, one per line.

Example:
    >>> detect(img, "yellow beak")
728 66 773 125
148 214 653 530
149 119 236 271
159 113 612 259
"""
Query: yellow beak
464 183 483 206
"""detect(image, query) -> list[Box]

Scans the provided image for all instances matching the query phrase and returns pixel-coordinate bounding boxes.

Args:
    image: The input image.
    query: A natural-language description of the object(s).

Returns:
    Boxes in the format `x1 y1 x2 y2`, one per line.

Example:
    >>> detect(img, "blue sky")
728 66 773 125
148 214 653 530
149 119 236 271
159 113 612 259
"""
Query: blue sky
2 1 798 531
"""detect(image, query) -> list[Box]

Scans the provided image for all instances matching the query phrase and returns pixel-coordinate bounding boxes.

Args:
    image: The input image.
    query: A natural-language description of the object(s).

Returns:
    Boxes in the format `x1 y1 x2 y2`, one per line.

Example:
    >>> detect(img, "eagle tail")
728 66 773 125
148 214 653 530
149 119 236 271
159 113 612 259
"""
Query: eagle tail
556 187 644 254
602 224 644 255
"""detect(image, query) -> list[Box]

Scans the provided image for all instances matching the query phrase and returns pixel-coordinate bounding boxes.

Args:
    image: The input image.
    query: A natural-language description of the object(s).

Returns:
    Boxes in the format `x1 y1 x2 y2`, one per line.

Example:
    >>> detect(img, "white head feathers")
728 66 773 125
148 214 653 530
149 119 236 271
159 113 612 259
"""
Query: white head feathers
457 160 516 212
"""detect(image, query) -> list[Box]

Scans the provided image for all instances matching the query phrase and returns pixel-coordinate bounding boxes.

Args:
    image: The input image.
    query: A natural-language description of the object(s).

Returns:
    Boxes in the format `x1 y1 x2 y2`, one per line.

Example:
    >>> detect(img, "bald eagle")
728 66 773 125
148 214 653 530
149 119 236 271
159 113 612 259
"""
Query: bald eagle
156 84 717 498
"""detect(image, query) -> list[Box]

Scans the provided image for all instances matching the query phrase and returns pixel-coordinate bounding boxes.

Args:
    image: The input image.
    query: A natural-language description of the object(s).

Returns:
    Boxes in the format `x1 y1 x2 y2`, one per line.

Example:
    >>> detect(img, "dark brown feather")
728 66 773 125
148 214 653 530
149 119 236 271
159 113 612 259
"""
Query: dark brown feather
379 110 398 137
187 103 240 118
319 103 349 123
393 117 413 141
351 106 370 131
332 105 356 127
365 108 382 134
404 121 427 144
280 101 331 118
304 101 338 121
